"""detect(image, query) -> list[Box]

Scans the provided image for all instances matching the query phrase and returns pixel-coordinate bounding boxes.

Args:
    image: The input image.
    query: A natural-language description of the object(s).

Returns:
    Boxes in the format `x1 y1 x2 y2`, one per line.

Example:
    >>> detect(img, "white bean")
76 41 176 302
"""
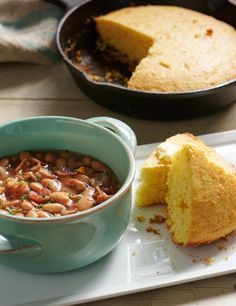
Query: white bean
42 203 64 213
61 208 77 215
77 196 94 211
49 192 71 205
20 201 33 211
37 211 51 218
63 178 86 192
41 178 61 192
25 210 38 218
29 182 44 193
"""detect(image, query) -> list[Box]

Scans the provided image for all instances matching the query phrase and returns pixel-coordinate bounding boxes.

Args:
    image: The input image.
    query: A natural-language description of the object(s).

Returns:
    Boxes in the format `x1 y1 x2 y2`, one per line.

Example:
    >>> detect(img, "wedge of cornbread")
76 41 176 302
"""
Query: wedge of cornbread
136 133 236 246
167 143 236 246
95 6 236 92
135 133 207 206
135 149 168 206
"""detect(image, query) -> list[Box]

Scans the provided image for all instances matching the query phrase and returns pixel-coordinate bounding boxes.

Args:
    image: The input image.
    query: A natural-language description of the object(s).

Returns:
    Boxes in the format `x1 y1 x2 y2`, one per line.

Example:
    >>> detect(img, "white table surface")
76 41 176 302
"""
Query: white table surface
1 61 236 306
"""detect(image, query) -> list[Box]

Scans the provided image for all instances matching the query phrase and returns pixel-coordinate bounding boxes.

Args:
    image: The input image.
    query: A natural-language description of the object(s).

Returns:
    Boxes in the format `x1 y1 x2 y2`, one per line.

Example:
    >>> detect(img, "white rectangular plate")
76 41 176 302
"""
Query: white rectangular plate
2 130 236 306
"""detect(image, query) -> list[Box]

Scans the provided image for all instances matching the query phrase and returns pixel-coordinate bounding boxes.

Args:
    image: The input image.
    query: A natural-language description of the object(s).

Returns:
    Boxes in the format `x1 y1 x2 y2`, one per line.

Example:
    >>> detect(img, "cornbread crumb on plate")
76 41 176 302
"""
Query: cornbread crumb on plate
137 215 145 222
217 242 227 251
136 133 236 246
145 225 160 235
95 5 236 92
203 257 215 265
149 214 166 224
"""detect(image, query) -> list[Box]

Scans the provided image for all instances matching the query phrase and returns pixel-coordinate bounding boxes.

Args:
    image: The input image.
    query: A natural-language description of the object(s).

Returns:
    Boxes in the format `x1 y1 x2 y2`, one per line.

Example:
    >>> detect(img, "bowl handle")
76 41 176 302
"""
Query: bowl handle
86 117 137 154
0 235 42 255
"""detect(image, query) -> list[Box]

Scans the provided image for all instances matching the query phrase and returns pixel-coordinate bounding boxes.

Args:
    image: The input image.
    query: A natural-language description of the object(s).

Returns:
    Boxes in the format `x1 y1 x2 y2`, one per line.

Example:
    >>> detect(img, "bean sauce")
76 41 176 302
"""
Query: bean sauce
0 151 121 218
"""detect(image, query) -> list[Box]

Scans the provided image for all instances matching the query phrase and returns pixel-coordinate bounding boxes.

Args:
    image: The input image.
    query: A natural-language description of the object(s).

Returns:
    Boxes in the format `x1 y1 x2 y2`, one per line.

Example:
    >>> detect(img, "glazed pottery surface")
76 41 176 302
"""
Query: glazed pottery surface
0 116 136 273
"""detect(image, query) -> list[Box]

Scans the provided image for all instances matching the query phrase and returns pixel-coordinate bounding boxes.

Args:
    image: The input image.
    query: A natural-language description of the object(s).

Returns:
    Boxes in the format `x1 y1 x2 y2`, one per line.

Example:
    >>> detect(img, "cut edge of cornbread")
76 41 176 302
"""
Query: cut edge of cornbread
135 133 207 207
95 17 154 63
135 150 169 206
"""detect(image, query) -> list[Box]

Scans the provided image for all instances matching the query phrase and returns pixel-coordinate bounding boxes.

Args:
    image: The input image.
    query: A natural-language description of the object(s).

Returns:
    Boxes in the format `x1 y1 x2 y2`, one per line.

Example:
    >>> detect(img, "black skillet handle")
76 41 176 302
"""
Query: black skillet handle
43 0 80 10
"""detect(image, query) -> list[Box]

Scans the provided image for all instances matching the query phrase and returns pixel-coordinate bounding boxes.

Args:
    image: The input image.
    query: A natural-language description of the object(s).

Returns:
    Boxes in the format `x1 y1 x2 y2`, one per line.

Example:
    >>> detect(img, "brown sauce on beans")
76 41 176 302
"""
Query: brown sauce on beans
0 151 121 218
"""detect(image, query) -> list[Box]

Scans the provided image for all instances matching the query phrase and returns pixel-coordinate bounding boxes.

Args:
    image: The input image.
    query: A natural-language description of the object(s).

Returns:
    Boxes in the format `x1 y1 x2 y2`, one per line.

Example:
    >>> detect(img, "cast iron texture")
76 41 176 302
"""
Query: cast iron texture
56 0 236 120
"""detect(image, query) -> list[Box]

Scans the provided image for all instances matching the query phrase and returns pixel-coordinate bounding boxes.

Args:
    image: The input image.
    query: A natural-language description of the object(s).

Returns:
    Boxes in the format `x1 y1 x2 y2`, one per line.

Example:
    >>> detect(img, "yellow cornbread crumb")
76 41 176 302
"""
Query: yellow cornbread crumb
149 214 166 224
137 215 145 222
203 257 215 265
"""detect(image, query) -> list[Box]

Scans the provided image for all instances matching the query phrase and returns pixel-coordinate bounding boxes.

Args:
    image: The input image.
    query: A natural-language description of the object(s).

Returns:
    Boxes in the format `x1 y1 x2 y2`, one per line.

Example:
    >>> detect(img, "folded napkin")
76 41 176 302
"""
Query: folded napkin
0 0 64 65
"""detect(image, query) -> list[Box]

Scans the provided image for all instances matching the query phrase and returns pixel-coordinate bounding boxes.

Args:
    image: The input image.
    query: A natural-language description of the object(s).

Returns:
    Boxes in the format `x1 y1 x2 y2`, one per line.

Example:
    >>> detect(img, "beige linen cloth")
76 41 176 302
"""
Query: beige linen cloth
0 0 63 65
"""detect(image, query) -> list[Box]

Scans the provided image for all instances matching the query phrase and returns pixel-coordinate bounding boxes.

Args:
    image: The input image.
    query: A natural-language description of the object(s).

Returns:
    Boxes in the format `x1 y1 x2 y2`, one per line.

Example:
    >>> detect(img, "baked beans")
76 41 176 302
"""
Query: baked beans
0 151 120 218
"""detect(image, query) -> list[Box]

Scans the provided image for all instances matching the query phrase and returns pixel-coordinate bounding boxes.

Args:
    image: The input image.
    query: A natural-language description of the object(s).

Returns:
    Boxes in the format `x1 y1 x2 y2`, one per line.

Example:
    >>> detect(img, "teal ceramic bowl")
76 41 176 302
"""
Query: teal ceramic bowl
0 116 136 273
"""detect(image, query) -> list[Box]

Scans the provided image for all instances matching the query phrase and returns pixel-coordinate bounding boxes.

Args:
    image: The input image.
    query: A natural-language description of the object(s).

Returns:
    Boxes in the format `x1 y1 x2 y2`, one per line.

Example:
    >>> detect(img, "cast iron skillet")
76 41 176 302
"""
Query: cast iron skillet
50 0 236 120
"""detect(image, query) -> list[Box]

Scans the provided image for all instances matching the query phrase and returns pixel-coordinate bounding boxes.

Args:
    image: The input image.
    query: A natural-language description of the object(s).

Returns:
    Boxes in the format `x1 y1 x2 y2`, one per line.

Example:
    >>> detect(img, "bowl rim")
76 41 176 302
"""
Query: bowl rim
0 115 136 224
56 0 236 97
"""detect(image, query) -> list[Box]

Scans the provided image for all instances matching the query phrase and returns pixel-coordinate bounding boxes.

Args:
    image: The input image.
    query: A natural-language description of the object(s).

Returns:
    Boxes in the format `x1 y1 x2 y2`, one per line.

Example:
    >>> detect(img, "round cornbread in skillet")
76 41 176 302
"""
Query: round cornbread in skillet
95 5 236 92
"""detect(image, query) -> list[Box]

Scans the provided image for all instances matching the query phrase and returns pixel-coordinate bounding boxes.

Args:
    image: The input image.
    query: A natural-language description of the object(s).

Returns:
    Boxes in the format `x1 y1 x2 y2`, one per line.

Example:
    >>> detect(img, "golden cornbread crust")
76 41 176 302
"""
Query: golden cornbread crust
136 133 236 246
95 6 236 92
167 144 236 246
